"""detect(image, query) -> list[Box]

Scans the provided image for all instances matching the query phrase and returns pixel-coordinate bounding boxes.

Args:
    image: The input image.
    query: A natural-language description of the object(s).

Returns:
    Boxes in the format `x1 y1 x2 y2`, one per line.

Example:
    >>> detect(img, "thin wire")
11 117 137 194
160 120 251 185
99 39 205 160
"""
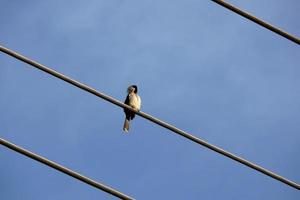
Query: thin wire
0 138 134 200
211 0 300 45
0 45 299 190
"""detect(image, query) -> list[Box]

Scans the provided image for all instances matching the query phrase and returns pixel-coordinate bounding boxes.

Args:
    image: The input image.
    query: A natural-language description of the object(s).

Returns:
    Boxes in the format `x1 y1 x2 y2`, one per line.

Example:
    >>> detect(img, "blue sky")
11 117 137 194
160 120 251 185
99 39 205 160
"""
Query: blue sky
0 0 299 199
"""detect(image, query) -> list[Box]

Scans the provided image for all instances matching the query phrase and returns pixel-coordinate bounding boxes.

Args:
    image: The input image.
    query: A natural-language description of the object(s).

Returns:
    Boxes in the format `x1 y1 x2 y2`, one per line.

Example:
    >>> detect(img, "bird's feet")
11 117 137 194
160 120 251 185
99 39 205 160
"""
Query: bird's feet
131 107 140 112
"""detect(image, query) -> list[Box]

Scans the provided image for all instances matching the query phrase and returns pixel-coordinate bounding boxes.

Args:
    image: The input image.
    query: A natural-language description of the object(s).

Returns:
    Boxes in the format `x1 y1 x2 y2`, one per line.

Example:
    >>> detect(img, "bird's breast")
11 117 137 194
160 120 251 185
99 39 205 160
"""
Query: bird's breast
129 94 141 110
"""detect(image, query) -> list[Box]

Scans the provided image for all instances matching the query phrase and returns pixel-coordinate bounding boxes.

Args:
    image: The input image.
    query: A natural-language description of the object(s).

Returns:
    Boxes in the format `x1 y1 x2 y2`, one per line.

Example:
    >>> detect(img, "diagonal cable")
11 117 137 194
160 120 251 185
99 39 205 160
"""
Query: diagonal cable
0 45 299 190
0 138 134 200
211 0 300 45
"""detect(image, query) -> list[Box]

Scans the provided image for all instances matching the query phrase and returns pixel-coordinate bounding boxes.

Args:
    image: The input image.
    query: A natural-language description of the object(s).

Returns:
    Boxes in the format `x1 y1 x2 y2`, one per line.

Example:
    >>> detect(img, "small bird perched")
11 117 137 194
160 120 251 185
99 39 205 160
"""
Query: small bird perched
123 85 141 132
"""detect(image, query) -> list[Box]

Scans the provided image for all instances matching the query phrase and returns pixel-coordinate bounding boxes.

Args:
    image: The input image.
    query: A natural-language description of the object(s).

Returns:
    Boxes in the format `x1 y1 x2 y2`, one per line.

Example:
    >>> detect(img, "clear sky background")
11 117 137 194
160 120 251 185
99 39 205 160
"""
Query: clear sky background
0 0 299 199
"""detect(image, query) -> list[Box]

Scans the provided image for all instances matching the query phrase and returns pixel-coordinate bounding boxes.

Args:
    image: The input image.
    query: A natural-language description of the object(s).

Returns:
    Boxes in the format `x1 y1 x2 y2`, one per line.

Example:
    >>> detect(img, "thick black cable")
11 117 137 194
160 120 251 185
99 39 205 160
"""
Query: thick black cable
211 0 300 45
0 45 299 190
0 138 134 200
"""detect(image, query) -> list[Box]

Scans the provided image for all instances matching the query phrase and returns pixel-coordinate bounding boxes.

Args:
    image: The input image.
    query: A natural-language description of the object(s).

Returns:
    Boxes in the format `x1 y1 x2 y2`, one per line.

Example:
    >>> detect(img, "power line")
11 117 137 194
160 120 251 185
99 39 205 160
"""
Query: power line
0 138 134 200
0 45 299 190
211 0 300 45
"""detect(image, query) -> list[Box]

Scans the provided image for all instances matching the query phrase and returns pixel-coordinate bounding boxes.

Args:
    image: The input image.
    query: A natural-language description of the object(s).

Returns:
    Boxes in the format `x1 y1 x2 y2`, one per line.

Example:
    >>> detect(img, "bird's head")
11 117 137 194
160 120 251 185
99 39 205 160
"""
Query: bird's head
127 85 138 94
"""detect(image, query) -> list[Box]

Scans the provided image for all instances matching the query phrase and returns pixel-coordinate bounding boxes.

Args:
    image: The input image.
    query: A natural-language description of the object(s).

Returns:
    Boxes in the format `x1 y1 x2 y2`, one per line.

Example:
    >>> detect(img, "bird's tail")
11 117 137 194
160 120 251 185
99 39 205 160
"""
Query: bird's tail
123 118 130 133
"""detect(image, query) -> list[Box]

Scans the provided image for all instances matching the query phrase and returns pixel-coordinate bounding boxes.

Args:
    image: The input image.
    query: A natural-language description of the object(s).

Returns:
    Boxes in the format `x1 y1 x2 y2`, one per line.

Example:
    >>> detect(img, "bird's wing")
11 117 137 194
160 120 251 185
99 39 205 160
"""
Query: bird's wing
124 95 130 104
124 95 130 112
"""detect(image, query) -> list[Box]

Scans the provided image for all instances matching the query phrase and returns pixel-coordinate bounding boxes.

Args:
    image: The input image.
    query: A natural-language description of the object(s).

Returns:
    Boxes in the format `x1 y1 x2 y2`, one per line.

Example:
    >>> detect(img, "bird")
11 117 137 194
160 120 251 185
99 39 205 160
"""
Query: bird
123 85 141 132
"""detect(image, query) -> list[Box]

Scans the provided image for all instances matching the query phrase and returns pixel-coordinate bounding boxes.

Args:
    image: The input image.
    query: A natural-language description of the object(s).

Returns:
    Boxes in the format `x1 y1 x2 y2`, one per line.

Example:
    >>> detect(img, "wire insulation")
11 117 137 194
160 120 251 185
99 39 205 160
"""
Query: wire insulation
0 45 299 190
211 0 300 45
0 138 134 200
